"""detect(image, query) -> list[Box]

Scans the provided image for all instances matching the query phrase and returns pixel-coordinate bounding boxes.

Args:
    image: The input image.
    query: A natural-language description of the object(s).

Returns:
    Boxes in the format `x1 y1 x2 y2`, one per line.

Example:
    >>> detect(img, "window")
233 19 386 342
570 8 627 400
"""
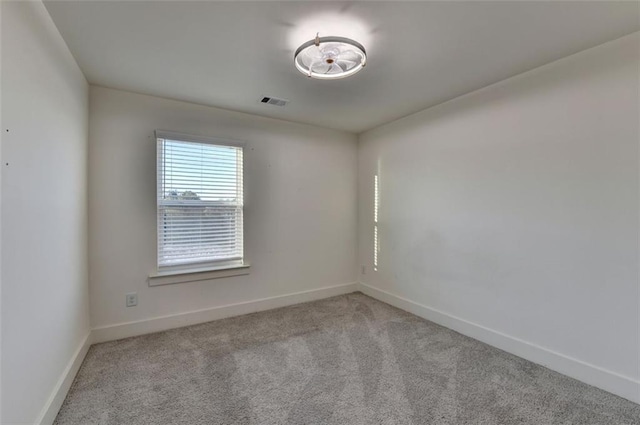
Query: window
156 131 244 271
374 174 379 271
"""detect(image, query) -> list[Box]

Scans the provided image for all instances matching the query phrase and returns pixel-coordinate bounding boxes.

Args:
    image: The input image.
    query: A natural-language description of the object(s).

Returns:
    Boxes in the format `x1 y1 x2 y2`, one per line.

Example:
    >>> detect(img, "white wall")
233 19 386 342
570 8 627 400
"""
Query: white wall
358 33 640 400
88 86 358 330
1 2 90 424
0 1 4 420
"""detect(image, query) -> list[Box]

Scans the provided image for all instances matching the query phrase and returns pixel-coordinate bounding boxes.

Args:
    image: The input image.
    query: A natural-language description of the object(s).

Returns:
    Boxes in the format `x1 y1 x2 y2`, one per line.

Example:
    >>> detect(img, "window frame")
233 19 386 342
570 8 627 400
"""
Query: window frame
153 130 247 279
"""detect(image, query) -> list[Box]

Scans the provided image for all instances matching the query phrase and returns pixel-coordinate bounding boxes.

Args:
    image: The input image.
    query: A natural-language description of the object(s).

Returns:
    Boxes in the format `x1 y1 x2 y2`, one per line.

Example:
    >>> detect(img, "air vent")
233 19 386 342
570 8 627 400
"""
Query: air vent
260 96 289 107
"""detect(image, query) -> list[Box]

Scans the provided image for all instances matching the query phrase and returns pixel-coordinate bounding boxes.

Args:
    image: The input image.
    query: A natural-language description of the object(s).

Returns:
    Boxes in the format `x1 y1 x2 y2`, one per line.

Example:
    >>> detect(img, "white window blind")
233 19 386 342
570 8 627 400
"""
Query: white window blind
374 174 379 271
156 132 244 270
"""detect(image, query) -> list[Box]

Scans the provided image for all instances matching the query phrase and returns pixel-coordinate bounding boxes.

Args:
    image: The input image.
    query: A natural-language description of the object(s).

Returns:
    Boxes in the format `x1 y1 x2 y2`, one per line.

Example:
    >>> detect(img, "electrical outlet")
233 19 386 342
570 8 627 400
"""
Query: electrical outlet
126 292 138 307
361 265 366 274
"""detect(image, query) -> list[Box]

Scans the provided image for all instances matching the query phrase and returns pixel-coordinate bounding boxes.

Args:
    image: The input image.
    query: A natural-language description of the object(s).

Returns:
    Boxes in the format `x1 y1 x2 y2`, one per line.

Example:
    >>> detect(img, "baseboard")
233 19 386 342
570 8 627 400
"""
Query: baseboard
36 332 92 425
92 282 359 344
358 282 640 404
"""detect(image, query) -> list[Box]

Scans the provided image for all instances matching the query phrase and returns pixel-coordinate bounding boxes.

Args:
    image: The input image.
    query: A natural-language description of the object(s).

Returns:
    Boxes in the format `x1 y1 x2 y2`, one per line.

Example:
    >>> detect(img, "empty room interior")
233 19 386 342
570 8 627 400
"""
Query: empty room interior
2 1 640 424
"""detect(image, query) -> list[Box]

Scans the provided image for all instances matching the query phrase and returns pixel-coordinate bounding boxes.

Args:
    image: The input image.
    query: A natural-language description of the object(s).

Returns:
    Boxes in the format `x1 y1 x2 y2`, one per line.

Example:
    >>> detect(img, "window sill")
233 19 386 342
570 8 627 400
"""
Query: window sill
148 264 250 287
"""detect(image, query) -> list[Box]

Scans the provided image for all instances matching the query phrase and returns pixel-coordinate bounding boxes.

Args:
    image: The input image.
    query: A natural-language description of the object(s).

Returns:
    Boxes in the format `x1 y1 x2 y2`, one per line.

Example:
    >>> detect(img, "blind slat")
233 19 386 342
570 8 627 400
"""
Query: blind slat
159 236 242 242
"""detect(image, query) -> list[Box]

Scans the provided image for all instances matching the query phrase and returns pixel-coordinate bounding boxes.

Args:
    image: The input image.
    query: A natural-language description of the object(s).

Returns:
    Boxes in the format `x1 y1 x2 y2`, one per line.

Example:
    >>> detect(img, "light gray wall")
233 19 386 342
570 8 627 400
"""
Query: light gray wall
1 2 90 423
88 86 358 329
358 33 639 398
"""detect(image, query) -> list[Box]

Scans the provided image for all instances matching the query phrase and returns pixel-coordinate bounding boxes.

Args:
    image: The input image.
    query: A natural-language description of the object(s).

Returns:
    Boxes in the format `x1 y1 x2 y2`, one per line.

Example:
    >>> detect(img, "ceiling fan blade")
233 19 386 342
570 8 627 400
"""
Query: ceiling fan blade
311 62 331 74
336 59 357 70
327 63 343 74
300 48 322 67
338 50 360 62
300 53 314 68
307 46 324 60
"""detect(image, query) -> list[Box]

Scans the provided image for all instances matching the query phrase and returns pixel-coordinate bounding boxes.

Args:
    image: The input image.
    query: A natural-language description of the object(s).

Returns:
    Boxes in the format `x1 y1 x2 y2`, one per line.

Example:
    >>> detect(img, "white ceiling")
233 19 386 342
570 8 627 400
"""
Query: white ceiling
44 1 639 133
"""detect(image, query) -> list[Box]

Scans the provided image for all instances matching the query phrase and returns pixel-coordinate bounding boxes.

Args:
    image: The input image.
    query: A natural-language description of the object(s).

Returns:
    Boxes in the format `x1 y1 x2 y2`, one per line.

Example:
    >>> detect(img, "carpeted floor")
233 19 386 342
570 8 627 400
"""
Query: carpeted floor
55 292 640 425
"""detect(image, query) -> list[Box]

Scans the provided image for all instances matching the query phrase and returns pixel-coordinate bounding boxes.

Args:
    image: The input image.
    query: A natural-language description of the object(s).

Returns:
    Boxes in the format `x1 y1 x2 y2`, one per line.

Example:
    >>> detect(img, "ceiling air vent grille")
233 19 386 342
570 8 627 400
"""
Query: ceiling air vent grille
260 96 289 107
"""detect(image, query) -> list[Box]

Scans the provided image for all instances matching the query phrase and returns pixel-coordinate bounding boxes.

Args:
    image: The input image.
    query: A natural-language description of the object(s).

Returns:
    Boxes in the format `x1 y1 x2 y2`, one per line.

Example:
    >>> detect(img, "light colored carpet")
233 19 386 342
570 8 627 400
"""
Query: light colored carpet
55 292 640 425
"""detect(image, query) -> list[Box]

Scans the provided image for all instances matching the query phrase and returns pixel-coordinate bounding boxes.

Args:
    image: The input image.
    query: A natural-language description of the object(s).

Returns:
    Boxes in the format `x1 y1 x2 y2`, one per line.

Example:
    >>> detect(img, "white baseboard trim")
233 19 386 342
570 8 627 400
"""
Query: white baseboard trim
92 282 359 344
36 332 92 425
358 282 640 404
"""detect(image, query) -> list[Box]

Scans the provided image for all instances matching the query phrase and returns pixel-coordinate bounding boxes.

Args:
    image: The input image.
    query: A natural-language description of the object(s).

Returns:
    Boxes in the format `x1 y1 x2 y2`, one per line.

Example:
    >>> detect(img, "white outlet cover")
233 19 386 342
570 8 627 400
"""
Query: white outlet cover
126 292 138 307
